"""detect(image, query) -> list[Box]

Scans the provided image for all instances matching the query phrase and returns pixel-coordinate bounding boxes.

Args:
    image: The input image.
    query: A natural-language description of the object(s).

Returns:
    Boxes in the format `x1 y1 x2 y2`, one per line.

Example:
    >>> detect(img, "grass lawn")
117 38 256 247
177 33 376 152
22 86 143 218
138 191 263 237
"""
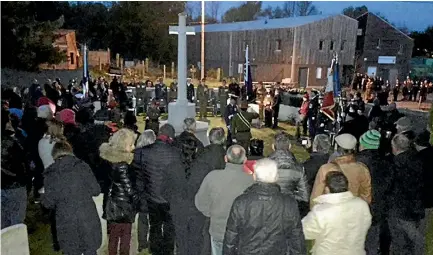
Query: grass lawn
27 116 433 254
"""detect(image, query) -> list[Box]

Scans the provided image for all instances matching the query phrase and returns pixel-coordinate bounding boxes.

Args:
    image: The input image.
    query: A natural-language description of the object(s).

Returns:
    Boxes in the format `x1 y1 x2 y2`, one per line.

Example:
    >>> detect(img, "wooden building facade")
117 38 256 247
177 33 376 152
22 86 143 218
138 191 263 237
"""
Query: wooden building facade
187 14 358 88
356 12 414 83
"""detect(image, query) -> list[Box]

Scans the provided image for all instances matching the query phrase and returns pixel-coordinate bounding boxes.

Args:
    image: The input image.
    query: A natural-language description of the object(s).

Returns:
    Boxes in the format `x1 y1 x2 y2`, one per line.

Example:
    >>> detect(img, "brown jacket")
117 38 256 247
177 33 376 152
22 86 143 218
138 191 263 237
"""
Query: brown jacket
310 154 372 208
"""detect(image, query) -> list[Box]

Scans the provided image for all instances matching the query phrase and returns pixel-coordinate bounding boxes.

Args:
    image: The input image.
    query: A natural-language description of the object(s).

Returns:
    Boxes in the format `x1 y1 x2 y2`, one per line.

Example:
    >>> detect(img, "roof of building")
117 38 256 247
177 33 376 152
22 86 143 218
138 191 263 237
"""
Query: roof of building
356 12 412 41
191 14 346 33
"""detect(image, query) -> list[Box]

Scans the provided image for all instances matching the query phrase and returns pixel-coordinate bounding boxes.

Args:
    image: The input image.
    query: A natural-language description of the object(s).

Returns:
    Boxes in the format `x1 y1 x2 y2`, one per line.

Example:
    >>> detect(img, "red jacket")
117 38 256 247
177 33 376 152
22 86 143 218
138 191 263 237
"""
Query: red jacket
300 100 309 116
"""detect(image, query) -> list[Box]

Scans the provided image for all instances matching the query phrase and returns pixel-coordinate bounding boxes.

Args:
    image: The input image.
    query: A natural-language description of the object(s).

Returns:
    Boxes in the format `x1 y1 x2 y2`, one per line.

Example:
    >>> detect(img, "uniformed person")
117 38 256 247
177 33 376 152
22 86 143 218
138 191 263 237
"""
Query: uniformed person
228 77 241 99
197 78 209 120
218 79 229 117
230 101 259 154
272 88 282 129
145 99 161 135
308 91 320 139
169 81 177 102
187 78 195 103
225 96 239 146
255 82 266 125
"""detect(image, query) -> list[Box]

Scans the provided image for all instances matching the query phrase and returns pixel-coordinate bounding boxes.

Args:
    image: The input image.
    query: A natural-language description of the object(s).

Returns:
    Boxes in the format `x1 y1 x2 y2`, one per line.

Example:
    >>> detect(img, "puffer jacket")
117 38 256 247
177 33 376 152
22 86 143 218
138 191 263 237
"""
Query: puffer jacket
100 145 138 223
132 139 182 205
268 149 310 202
1 131 28 189
223 183 306 255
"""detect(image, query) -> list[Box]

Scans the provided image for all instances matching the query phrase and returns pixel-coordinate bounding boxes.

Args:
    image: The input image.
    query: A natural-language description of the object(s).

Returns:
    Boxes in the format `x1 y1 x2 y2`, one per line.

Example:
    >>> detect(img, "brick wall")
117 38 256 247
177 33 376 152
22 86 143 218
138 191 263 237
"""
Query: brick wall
88 49 111 67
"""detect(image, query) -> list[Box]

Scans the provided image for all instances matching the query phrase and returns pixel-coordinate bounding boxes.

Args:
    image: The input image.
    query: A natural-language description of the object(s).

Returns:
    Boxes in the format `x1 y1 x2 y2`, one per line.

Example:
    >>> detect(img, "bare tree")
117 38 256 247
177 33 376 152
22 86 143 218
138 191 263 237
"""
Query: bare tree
185 1 201 20
296 1 318 16
282 1 296 17
207 1 221 21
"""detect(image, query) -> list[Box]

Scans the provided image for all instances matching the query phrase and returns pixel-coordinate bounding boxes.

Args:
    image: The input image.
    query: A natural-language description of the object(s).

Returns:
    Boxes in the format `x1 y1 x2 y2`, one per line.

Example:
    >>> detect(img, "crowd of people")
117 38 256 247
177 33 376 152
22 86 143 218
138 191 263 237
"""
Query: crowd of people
1 74 432 255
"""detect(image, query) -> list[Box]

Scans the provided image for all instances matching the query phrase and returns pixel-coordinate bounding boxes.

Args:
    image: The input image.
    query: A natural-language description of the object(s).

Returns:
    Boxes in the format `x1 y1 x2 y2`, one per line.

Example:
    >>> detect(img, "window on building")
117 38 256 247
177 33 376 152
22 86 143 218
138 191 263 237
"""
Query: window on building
330 41 334 51
319 40 324 50
275 39 282 51
70 52 74 65
398 44 404 54
340 40 345 51
316 67 323 79
357 29 363 36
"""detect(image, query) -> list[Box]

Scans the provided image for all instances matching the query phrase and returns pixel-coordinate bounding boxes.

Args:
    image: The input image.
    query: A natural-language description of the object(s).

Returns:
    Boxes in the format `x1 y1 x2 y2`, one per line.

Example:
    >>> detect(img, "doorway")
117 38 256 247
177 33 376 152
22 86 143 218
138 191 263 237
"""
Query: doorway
298 68 309 88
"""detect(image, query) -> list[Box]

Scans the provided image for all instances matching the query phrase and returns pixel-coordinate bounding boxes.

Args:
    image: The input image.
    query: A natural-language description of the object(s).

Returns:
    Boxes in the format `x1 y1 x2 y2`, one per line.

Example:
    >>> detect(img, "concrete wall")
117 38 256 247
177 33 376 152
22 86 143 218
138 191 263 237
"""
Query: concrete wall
1 68 84 89
88 49 111 67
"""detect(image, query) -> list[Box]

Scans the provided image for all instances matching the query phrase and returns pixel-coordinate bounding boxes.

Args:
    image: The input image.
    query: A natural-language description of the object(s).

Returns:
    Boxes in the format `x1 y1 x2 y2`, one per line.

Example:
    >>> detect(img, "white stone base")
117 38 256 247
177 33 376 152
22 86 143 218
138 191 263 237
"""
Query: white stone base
164 101 210 146
248 103 300 123
1 224 30 255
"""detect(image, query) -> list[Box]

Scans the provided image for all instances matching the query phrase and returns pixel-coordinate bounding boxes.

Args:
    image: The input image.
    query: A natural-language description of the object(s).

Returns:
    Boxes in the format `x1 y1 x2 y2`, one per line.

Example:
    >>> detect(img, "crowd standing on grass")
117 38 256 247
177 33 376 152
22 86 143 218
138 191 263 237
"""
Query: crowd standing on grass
1 75 433 255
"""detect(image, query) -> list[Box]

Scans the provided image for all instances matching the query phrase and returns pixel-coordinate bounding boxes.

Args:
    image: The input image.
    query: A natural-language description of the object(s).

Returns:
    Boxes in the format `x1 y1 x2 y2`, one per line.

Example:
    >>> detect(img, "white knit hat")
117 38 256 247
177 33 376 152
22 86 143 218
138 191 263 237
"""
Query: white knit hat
335 133 357 150
37 105 53 119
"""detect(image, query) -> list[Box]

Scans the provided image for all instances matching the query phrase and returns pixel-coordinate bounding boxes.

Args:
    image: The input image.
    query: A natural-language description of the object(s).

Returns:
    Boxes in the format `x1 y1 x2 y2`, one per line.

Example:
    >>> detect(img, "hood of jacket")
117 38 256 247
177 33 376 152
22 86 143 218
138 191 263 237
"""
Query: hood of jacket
99 143 133 164
268 149 302 171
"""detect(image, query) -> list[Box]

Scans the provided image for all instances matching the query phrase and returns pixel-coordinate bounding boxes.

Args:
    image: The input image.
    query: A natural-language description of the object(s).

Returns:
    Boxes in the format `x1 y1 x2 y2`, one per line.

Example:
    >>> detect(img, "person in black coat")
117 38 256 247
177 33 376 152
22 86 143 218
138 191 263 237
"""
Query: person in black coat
42 140 102 255
224 97 238 146
414 130 433 215
357 130 394 254
303 134 331 189
388 134 425 255
132 124 182 255
173 118 204 173
99 128 139 255
272 89 282 129
163 127 226 255
223 158 307 255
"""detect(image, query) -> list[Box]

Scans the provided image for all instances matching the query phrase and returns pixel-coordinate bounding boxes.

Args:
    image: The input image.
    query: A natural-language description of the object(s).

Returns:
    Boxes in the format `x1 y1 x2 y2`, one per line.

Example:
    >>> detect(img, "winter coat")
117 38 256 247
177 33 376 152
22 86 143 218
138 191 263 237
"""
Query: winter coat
1 131 28 189
311 154 371 208
356 149 393 225
418 146 433 208
195 163 254 242
303 152 329 189
300 101 309 116
132 139 182 206
389 149 425 220
42 155 102 254
268 149 310 202
174 131 204 171
99 146 138 224
303 191 372 255
223 183 307 255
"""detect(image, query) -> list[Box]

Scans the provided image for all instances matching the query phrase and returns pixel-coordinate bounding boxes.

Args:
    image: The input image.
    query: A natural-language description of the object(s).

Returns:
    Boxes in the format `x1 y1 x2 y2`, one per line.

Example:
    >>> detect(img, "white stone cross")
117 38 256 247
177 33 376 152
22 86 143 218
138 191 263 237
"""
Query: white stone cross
169 12 196 106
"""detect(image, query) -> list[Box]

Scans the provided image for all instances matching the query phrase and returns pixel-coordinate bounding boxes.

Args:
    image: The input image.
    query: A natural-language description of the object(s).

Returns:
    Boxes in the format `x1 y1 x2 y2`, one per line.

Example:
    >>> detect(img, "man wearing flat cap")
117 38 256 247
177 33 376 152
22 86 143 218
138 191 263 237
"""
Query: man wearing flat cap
310 133 371 208
230 101 259 153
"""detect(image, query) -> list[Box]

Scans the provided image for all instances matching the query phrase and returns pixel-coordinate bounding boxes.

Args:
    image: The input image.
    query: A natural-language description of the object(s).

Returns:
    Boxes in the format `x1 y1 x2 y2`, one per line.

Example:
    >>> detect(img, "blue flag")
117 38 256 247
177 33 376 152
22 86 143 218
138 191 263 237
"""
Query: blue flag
244 45 253 100
332 57 341 97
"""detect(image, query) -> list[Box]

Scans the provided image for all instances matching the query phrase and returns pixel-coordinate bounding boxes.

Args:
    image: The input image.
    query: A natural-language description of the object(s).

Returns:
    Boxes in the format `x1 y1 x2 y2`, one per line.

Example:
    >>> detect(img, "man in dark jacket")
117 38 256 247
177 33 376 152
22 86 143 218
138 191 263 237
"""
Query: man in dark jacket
303 134 331 189
224 96 238 146
356 130 394 255
223 158 306 255
414 130 433 239
1 108 29 229
132 124 182 255
388 134 425 255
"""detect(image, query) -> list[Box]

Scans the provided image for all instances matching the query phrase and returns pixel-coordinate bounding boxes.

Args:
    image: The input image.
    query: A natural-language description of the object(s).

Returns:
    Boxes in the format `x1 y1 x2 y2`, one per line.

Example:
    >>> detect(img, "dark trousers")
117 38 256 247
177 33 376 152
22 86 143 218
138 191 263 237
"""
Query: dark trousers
108 223 132 255
148 202 175 255
202 217 211 255
264 109 273 127
308 118 317 139
272 110 279 128
50 210 60 251
174 212 206 255
137 212 149 250
388 217 424 255
365 221 391 255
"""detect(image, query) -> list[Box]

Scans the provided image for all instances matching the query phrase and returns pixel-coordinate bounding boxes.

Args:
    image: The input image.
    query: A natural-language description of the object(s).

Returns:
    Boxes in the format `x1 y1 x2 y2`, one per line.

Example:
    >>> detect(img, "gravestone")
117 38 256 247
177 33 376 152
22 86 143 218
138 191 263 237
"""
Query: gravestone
1 224 30 255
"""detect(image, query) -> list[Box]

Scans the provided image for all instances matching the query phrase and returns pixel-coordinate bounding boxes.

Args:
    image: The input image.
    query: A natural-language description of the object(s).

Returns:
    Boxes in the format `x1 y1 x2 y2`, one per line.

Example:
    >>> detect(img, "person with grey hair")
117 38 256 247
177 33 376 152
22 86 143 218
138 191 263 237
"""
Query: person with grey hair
303 134 332 189
388 134 425 255
268 132 310 204
174 118 204 169
223 158 306 255
136 130 156 149
195 145 254 255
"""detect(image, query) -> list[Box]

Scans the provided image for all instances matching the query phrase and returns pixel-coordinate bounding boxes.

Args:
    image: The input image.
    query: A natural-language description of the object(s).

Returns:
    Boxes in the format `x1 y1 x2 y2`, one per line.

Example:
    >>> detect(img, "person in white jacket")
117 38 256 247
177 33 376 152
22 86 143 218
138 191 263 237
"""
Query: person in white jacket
302 171 372 255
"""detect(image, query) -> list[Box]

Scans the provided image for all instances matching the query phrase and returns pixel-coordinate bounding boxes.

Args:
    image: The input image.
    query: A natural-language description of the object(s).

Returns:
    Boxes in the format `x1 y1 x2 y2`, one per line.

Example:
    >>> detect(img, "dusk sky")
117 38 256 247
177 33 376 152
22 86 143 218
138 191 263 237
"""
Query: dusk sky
217 1 433 32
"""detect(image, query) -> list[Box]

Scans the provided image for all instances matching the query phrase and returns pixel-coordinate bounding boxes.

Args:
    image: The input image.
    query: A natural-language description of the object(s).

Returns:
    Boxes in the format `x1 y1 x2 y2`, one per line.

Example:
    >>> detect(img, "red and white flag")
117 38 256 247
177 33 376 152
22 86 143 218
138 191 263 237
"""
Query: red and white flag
321 57 340 120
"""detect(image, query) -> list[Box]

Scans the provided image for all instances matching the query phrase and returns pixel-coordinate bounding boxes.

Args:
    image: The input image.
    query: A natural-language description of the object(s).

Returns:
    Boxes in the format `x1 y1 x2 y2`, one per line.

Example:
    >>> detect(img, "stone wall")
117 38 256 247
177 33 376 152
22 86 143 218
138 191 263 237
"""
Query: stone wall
1 68 84 88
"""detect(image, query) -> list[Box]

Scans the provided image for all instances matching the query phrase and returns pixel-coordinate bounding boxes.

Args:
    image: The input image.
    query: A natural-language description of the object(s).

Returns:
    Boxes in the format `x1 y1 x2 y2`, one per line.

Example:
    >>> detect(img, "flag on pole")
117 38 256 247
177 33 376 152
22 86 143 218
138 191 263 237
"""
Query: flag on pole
83 44 89 98
321 55 341 120
244 45 253 100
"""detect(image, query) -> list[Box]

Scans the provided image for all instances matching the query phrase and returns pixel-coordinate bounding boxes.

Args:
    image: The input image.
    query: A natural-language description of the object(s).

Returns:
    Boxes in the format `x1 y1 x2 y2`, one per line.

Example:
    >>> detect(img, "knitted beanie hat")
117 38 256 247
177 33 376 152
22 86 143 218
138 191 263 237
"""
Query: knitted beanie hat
360 130 381 150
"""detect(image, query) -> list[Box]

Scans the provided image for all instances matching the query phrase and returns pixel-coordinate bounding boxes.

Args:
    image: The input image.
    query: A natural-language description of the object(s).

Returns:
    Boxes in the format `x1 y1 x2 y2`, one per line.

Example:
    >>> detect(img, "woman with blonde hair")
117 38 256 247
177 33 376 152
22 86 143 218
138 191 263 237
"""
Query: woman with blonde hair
100 128 139 255
38 119 66 170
